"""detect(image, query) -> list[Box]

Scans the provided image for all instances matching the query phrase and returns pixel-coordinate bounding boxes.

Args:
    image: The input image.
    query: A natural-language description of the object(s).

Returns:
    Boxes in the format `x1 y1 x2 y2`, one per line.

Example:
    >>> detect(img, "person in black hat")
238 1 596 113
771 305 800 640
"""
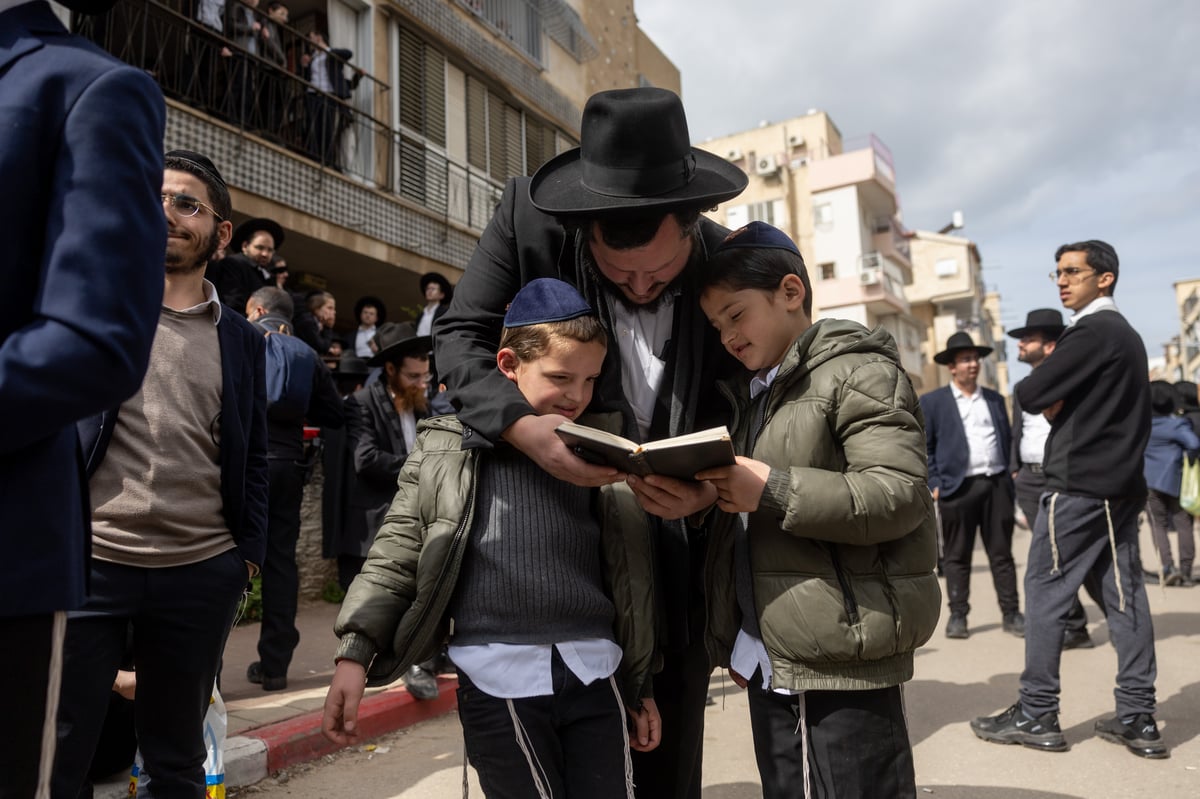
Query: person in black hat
435 86 747 798
206 216 286 315
352 295 387 358
1008 309 1098 650
973 240 1164 758
0 0 165 791
920 331 1023 642
416 272 453 337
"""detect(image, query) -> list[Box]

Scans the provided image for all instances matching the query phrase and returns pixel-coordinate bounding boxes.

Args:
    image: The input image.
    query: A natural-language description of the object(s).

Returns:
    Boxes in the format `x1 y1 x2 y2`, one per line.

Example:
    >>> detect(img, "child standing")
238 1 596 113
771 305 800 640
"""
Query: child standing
322 278 660 798
694 222 941 799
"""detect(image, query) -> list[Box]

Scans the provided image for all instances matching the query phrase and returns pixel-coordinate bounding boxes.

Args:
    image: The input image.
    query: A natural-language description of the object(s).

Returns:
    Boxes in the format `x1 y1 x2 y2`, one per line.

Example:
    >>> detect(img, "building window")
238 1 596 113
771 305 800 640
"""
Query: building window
455 0 544 64
818 262 836 281
814 202 833 231
747 200 780 226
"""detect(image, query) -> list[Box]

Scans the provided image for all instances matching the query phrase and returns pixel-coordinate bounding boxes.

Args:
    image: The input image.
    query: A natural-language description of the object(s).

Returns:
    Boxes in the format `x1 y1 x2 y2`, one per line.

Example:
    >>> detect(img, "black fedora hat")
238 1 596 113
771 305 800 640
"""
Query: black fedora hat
1007 308 1065 340
934 331 993 366
529 88 748 217
232 218 285 252
420 272 453 298
353 295 388 325
335 352 371 378
367 322 432 367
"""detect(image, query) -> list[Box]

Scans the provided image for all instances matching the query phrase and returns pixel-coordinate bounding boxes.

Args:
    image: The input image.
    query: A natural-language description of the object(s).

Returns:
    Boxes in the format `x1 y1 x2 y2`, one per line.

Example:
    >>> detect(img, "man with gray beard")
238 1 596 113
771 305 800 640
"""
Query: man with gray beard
53 151 268 798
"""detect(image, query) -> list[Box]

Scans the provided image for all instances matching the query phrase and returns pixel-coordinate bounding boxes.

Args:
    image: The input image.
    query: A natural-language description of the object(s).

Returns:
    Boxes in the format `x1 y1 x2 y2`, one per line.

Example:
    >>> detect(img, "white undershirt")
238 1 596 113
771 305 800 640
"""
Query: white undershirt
1019 411 1051 466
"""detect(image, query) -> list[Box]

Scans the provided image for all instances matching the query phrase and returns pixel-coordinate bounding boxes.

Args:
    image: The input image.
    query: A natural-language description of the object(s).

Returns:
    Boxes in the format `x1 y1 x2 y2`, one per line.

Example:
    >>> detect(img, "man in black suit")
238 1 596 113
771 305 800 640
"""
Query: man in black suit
920 332 1023 641
300 28 363 170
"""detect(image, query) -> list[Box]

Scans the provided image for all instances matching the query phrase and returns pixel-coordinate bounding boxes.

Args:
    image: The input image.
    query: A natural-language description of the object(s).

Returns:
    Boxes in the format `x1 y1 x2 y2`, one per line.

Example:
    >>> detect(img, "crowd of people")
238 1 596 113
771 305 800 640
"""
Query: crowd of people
5 4 1196 797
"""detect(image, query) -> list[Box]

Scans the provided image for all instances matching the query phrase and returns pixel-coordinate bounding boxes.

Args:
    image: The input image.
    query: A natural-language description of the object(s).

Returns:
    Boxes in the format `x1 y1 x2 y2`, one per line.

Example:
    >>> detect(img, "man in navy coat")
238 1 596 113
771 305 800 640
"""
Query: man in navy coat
0 1 165 794
920 332 1023 641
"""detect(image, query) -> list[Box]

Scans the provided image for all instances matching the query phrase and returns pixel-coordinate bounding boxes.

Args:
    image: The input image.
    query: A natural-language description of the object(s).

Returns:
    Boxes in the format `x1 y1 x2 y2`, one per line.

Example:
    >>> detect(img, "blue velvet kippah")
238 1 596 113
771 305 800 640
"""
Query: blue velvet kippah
714 221 801 256
503 278 595 327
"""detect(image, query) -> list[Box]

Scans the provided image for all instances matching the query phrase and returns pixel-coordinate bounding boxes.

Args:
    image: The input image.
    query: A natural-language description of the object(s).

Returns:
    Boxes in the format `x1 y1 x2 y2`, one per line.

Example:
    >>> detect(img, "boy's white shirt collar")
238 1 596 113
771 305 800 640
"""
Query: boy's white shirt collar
1068 295 1117 326
750 364 782 400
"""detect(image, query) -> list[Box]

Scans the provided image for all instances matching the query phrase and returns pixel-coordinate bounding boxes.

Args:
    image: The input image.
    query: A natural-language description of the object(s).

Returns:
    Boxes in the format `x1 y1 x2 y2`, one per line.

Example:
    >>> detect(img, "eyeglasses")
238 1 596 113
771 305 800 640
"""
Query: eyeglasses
1048 267 1095 284
162 193 224 221
400 371 431 383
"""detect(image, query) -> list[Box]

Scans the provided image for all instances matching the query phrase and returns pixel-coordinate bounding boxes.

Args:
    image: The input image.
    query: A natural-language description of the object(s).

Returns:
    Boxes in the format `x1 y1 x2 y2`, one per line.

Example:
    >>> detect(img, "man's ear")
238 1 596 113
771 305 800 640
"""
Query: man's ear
496 348 520 381
383 361 397 379
217 219 233 252
1097 271 1116 296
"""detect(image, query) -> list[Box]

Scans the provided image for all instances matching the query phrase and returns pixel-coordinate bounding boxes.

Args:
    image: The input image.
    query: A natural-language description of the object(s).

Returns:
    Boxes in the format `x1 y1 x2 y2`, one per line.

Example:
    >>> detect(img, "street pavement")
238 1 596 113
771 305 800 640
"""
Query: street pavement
99 518 1200 797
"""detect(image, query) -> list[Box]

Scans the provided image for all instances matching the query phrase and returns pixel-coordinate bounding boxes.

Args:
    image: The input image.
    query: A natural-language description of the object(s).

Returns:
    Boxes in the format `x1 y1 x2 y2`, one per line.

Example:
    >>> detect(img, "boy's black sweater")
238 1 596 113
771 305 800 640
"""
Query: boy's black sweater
1016 308 1149 500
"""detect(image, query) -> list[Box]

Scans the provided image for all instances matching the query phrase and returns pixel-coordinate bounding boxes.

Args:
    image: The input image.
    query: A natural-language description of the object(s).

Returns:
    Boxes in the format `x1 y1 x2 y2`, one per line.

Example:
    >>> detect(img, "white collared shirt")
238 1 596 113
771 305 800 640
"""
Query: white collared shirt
608 294 675 440
448 639 622 699
354 326 375 358
171 279 223 325
1069 295 1118 325
951 382 1005 477
416 305 438 337
1019 410 1051 466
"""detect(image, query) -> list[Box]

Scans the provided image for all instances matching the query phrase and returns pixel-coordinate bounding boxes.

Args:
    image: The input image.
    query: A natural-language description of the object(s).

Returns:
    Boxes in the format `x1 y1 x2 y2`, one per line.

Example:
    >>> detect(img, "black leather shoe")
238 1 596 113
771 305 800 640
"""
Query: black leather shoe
405 664 439 701
970 703 1067 751
1002 612 1025 638
1095 714 1168 759
246 661 288 692
945 613 969 639
1063 629 1095 650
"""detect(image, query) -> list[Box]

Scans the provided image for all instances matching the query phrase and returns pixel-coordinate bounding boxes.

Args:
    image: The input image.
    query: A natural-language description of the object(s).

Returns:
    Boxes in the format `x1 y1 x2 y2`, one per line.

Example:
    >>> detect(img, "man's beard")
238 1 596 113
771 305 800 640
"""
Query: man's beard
165 226 219 275
391 380 429 415
579 241 692 314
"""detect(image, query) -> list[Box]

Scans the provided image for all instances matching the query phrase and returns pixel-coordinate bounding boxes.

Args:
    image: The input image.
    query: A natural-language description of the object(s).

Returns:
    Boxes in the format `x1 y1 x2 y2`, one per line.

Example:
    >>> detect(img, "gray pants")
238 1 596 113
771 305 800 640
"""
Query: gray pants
1020 493 1157 719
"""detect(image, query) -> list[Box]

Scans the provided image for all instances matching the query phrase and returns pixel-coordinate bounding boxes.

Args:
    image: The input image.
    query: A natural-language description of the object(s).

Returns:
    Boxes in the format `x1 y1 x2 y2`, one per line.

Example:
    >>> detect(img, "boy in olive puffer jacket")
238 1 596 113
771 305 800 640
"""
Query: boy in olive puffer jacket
695 222 940 799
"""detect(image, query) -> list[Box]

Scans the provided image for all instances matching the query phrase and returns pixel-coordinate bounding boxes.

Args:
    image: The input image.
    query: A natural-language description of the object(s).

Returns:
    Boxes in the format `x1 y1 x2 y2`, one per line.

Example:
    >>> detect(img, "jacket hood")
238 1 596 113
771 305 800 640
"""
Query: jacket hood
780 318 902 382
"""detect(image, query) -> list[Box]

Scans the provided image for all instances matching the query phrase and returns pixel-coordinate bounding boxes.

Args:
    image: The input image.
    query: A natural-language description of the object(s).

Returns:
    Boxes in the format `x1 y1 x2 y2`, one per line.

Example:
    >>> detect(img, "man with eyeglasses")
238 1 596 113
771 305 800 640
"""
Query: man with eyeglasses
920 332 1023 642
973 240 1163 759
1 0 165 792
339 322 443 699
53 150 270 796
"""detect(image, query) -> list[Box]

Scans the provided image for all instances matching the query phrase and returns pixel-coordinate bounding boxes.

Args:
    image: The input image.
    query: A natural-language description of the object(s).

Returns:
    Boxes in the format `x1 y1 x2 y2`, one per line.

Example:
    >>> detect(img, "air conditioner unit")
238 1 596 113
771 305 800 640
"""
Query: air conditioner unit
755 154 778 176
787 134 805 148
860 270 881 286
725 148 744 161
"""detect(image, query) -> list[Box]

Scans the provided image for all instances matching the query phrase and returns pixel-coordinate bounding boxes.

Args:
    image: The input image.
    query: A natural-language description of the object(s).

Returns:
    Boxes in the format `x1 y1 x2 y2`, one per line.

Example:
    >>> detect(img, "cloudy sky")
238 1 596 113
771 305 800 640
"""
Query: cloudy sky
636 0 1199 385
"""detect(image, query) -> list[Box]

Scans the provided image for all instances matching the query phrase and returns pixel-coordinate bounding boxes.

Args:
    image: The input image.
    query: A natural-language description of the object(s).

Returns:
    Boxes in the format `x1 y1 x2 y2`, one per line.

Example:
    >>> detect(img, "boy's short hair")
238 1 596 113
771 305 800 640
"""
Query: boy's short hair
500 278 607 361
698 221 813 316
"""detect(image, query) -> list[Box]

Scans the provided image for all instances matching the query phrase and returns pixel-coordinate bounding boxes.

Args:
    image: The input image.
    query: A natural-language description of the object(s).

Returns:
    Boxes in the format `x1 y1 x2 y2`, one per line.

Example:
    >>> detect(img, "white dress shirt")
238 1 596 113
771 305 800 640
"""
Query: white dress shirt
951 383 1005 477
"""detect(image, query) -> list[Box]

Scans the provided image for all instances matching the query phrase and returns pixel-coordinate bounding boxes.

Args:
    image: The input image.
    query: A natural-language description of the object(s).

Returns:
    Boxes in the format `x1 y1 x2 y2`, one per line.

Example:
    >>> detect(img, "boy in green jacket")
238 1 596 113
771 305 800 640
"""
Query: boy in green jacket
322 278 660 798
695 222 940 799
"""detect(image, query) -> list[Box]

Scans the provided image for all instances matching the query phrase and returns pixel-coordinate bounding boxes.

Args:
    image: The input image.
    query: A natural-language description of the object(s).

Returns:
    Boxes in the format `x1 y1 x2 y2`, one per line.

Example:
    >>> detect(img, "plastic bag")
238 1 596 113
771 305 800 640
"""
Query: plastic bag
1182 456 1200 515
129 686 227 798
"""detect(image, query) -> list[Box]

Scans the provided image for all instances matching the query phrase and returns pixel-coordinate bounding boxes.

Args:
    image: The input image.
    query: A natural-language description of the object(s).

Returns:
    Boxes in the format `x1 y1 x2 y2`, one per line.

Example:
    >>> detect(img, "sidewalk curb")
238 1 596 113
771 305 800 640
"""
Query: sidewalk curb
94 676 459 798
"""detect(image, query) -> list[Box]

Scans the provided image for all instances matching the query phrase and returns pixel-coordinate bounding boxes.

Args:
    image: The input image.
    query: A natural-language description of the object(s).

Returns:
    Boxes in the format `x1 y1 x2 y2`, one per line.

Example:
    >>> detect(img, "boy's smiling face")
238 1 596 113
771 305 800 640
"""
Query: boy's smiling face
498 338 607 420
701 276 805 373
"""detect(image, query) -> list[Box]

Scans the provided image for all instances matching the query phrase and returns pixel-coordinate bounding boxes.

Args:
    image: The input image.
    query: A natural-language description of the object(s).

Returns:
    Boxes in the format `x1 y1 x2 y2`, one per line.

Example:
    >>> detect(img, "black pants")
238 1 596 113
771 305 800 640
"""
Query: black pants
52 551 247 799
257 458 306 678
304 93 343 169
457 653 631 799
1146 488 1195 572
0 613 64 799
939 473 1019 616
1015 465 1098 634
747 680 915 799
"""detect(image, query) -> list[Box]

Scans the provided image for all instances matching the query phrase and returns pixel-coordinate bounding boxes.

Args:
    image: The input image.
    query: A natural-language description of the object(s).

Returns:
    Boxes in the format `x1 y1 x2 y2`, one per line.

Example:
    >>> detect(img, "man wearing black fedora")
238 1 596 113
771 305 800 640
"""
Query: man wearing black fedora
1008 308 1096 650
416 272 452 337
435 86 747 798
352 295 387 358
206 216 286 315
920 332 1023 641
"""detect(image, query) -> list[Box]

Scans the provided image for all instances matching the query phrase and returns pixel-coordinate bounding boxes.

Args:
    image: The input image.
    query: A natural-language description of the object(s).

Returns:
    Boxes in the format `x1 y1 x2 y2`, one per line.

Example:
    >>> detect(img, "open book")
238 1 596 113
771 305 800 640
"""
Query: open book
555 421 735 480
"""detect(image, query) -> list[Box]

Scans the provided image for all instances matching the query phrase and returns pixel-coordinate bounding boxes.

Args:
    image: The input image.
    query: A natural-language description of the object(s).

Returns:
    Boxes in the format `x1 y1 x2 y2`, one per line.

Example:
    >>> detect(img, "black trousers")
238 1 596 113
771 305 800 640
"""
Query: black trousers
0 613 64 799
457 652 631 799
747 680 915 799
939 473 1019 616
1015 465 1099 634
1146 488 1195 572
257 458 306 678
52 551 246 799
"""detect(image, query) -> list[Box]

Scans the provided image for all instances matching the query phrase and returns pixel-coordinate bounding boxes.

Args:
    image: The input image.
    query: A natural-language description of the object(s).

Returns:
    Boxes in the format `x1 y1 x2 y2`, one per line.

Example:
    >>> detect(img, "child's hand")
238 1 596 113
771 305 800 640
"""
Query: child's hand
504 414 623 487
627 698 662 752
626 473 717 520
322 660 368 746
696 456 771 513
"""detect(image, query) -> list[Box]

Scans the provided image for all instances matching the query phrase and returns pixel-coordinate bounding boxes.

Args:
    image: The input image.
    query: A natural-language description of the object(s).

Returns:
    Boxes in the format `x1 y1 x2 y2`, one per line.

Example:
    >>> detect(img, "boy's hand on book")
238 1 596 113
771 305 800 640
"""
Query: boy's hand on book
323 660 368 746
697 456 770 513
504 414 623 487
627 473 717 520
627 698 662 752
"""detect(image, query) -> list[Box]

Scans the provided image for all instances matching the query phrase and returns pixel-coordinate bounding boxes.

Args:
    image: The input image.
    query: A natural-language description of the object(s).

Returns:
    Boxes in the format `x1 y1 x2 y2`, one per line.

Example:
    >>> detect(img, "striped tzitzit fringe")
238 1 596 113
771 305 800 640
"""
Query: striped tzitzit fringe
794 692 812 799
607 676 636 798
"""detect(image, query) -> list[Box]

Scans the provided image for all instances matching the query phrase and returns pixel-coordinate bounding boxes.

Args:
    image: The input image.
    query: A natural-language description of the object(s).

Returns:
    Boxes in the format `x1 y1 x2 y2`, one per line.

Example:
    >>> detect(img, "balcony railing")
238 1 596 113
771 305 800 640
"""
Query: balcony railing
76 0 505 231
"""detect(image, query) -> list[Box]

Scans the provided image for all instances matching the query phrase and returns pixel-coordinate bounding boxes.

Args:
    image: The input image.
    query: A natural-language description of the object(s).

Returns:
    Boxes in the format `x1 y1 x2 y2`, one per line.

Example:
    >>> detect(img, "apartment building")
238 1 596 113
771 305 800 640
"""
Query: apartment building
70 0 677 334
1176 278 1200 382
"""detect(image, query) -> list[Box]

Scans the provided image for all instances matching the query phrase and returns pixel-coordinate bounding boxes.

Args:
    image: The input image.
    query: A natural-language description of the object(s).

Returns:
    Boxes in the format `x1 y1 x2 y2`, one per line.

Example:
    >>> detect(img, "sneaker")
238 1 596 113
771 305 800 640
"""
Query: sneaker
1002 612 1025 638
1163 566 1185 587
1062 629 1095 650
970 703 1068 751
1094 714 1168 759
246 661 288 692
945 613 969 639
404 664 439 701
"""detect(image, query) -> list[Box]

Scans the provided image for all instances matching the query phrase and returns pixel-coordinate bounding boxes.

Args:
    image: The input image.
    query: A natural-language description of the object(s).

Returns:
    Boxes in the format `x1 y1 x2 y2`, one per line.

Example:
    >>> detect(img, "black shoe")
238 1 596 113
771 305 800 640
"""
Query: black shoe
246 661 288 692
945 613 969 639
1095 714 1168 758
1062 628 1095 650
404 664 439 701
1002 612 1026 638
970 703 1067 751
1163 565 1185 587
